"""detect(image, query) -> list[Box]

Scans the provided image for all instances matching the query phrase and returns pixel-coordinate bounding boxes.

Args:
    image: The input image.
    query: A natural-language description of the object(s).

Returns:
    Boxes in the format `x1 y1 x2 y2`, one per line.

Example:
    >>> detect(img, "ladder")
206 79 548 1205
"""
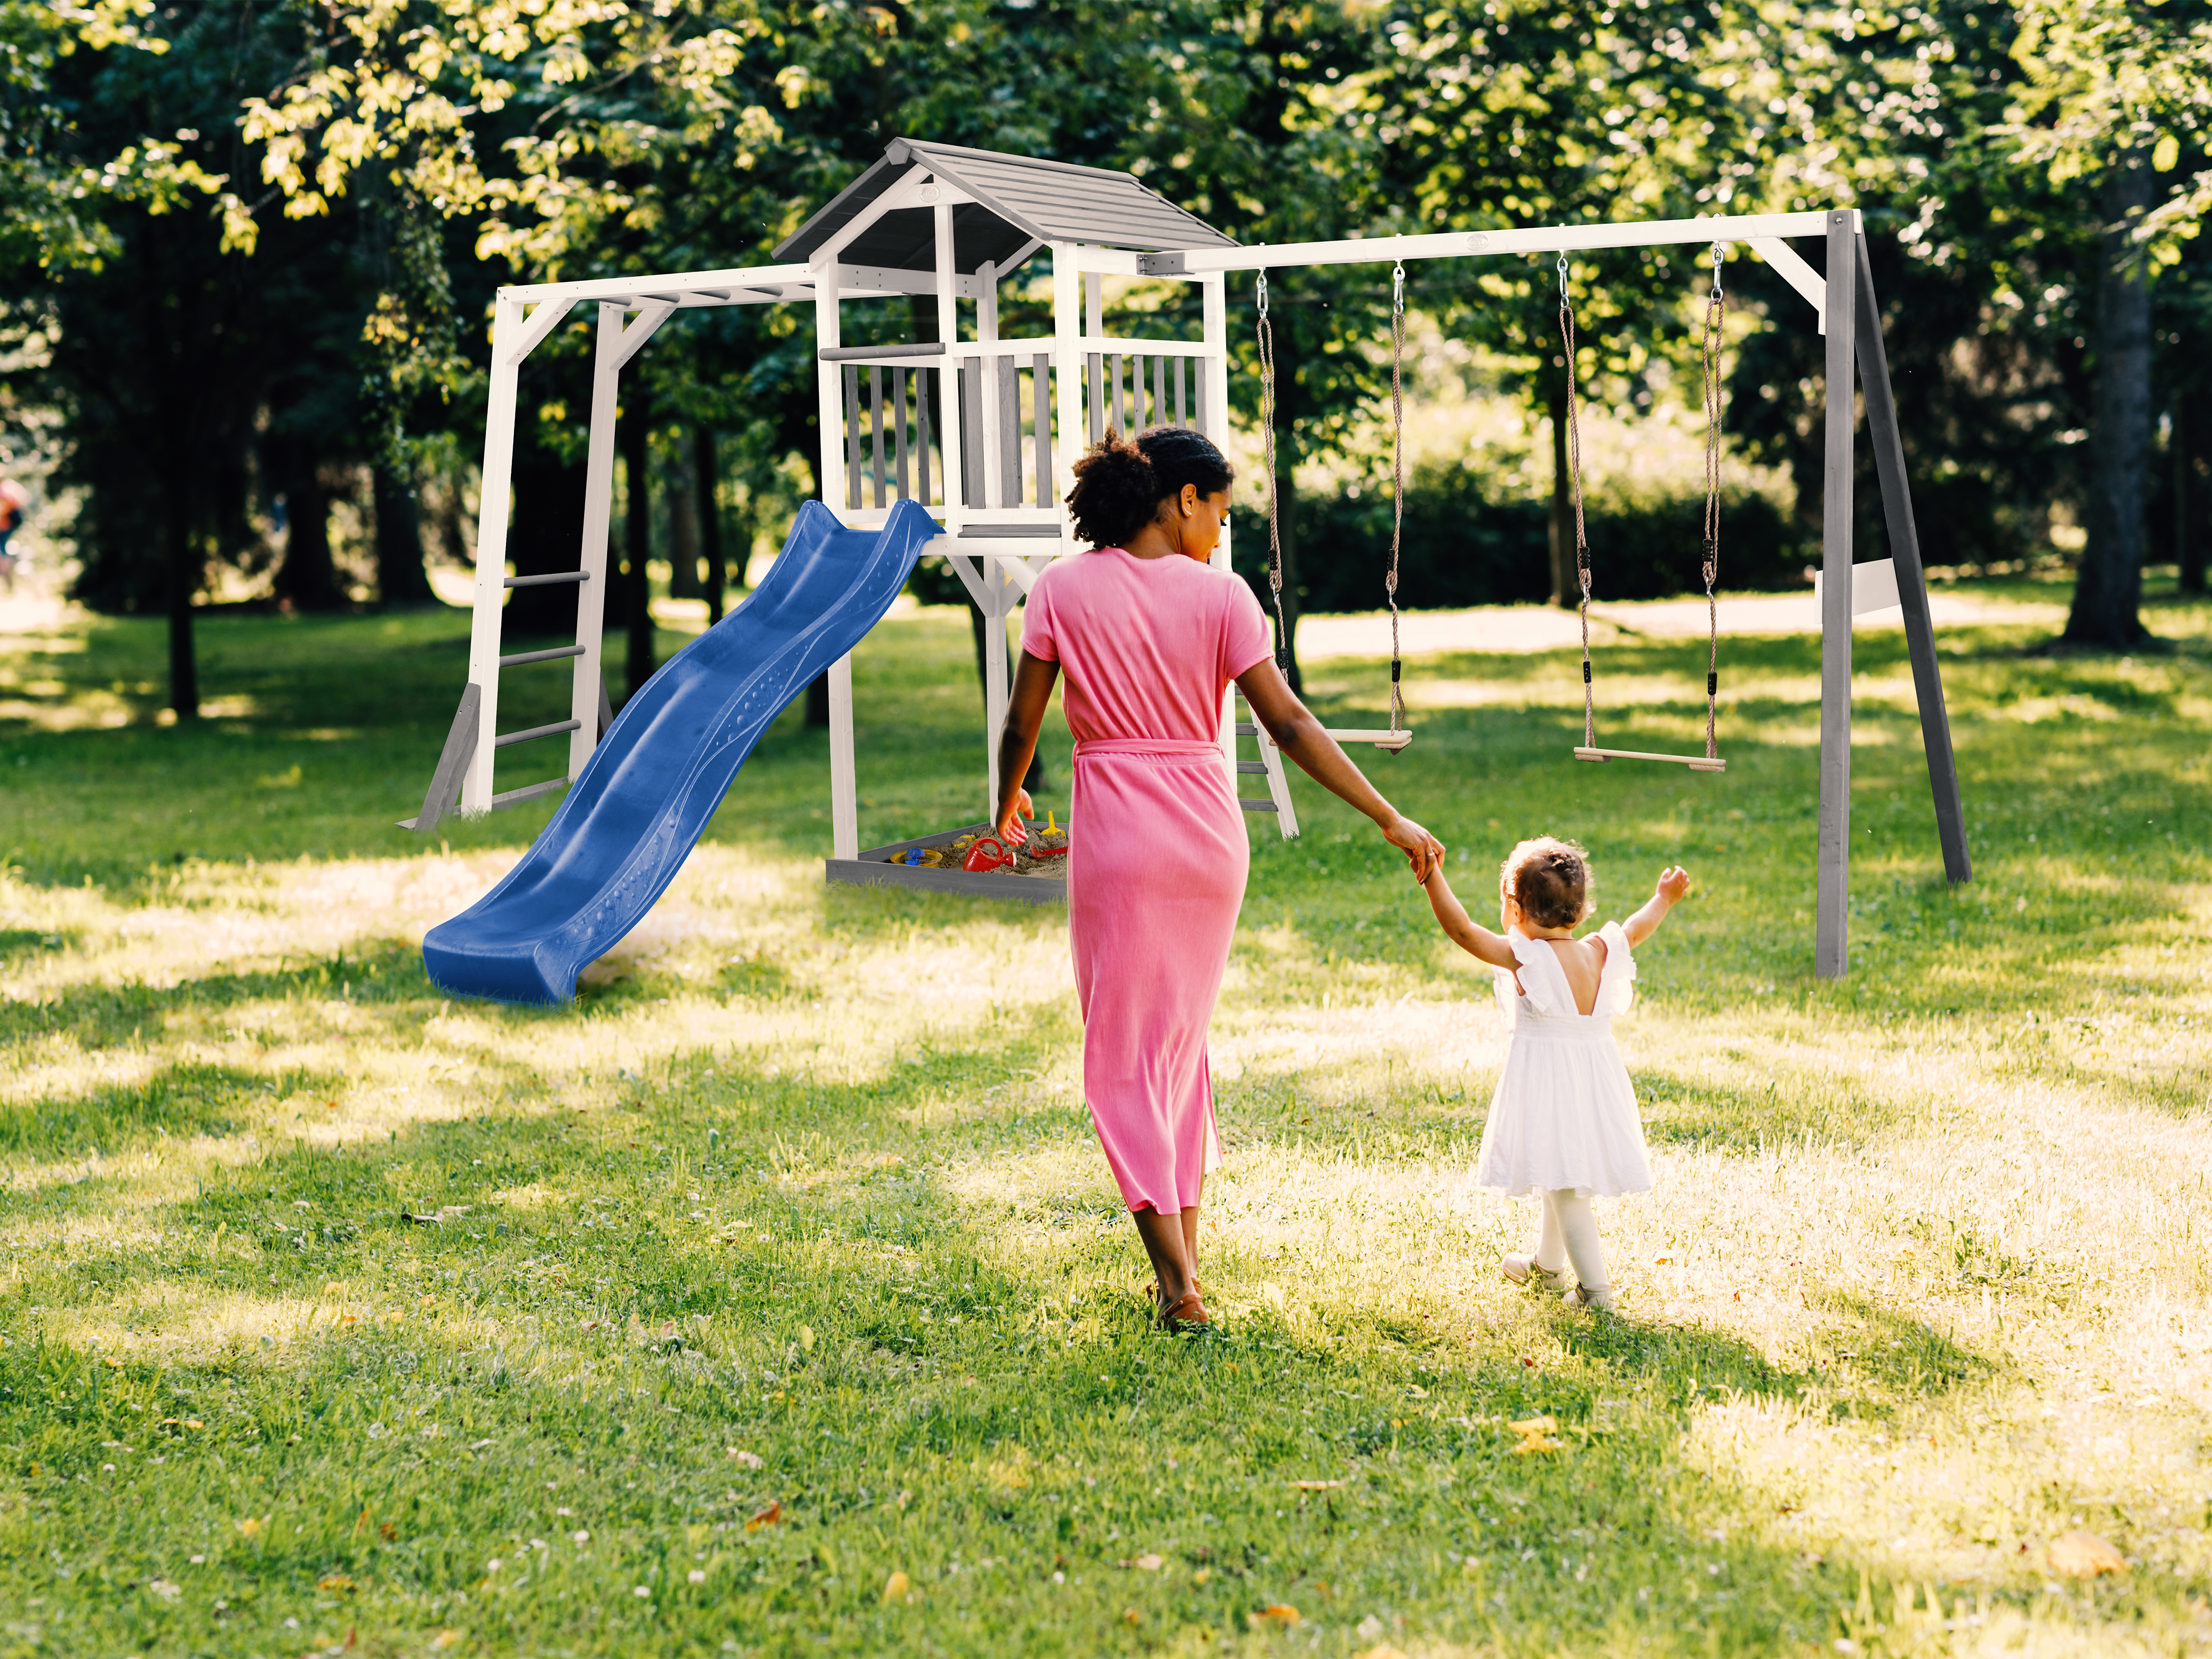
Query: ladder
1233 691 1298 837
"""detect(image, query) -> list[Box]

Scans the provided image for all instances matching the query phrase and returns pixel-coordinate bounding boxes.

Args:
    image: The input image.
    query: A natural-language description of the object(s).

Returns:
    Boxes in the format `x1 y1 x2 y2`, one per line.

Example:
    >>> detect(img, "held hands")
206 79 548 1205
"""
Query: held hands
1381 814 1445 883
1655 864 1692 906
996 788 1035 848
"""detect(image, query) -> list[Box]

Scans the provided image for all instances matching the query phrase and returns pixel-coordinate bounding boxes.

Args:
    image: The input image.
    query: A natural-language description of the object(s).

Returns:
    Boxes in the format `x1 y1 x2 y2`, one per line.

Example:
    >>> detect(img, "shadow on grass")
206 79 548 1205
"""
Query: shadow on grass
0 1059 348 1163
0 938 437 1054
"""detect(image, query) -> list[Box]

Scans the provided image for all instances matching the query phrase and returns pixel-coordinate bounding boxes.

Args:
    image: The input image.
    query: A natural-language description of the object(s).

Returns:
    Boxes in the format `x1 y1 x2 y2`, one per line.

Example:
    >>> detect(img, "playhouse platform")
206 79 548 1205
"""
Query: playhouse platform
825 822 1068 905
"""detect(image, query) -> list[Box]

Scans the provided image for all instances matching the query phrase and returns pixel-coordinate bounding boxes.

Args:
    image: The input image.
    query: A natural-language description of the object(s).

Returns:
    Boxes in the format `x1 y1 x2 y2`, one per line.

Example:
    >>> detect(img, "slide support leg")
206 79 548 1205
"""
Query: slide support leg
829 652 858 862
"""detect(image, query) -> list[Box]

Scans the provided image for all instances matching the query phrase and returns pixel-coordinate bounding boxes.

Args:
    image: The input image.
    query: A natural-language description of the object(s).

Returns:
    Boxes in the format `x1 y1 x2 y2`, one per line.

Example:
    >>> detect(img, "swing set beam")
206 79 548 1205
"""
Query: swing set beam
1200 204 1969 982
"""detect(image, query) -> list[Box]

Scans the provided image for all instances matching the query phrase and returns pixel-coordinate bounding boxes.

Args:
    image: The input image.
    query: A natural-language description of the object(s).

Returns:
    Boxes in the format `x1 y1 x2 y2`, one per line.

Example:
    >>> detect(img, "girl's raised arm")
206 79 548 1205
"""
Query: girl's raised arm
1422 867 1519 968
1621 865 1692 947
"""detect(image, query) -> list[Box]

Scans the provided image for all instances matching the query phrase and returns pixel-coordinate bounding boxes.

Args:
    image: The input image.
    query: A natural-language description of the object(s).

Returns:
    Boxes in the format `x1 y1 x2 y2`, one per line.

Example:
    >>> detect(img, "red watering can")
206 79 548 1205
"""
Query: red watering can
961 836 1014 873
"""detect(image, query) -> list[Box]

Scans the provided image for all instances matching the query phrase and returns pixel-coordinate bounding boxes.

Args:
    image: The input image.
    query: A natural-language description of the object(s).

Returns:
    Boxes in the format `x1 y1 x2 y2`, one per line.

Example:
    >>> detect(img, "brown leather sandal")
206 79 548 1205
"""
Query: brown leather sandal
1159 1290 1213 1331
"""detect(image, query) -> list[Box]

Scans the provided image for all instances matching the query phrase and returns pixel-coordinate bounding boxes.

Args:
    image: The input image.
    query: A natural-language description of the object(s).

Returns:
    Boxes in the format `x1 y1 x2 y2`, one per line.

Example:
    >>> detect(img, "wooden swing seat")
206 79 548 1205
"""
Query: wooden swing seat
1574 746 1725 773
1324 727 1414 752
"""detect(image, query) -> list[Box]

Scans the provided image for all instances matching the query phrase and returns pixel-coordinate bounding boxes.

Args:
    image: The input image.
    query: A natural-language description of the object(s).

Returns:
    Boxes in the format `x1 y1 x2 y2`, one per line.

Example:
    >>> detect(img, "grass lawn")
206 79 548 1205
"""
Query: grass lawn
0 573 2208 1658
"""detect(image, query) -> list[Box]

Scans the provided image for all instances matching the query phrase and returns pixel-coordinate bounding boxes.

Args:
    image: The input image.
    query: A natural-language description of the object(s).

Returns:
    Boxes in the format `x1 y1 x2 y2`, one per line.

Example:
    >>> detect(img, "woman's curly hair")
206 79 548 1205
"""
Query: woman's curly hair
1064 425 1235 549
1500 837 1594 931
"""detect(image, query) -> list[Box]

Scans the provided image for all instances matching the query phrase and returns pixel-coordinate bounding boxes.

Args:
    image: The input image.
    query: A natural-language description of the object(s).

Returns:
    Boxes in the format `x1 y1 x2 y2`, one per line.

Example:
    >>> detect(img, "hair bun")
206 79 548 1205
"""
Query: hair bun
1065 425 1235 549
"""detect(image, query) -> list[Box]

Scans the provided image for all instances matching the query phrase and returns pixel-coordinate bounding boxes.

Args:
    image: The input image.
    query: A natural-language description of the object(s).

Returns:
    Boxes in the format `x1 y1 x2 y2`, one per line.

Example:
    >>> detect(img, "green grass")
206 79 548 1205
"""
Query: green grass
1 574 2210 1657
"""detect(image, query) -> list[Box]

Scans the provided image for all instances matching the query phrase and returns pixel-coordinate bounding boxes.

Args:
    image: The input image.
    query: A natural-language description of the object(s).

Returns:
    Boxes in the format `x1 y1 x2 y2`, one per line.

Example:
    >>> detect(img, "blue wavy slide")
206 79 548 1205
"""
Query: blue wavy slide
424 498 940 1004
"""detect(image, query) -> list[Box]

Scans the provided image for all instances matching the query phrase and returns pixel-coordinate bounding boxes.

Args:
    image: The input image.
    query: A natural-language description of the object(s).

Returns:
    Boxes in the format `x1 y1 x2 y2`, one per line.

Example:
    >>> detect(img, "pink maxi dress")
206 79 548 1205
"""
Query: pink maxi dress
1020 548 1274 1214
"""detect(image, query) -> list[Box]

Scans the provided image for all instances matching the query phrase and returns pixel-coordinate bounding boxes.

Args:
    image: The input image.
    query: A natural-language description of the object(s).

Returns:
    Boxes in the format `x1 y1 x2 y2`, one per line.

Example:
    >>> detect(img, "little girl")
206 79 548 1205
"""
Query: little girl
1420 838 1690 1311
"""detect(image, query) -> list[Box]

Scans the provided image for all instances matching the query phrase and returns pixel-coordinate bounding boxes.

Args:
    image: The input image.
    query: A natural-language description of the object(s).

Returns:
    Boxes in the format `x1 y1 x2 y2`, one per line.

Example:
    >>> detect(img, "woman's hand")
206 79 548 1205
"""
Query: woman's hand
997 789 1035 847
1381 814 1444 883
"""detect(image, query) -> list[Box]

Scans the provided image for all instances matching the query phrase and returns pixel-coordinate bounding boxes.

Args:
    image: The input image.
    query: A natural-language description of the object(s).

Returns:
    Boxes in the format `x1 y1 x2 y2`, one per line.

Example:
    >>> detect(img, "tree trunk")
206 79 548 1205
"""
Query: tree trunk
165 485 199 719
1547 381 1573 608
274 470 345 611
2065 158 2155 648
1270 316 1304 693
373 463 434 606
696 425 726 624
622 383 656 698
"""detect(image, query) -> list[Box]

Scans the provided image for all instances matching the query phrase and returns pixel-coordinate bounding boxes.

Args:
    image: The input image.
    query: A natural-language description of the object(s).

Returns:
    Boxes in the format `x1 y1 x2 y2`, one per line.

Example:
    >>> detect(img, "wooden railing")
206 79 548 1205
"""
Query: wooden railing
827 338 1212 519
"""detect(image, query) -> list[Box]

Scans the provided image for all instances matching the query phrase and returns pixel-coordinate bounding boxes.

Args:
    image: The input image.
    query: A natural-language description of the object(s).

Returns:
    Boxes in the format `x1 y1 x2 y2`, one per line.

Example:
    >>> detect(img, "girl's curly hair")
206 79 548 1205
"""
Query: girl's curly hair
1064 425 1235 549
1500 837 1594 930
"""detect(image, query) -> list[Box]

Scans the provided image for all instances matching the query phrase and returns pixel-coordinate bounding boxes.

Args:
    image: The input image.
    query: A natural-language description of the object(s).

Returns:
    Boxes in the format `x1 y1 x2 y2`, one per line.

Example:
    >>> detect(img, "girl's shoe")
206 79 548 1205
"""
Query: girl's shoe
1159 1290 1213 1331
1502 1253 1570 1290
1562 1282 1616 1313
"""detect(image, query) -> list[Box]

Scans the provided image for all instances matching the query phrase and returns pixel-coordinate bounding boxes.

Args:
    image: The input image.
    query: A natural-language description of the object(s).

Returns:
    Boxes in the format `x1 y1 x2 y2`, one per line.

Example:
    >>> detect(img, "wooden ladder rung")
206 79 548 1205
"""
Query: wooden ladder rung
1239 798 1279 813
494 719 583 749
504 570 591 588
1235 760 1269 774
1234 722 1259 737
1574 747 1725 773
498 645 586 668
490 777 571 810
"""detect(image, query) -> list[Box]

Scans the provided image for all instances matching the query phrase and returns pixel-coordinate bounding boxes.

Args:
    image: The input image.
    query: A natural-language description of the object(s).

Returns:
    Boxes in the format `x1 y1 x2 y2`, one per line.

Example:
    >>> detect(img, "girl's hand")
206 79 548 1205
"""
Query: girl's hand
1655 865 1692 905
997 789 1035 847
1381 814 1444 882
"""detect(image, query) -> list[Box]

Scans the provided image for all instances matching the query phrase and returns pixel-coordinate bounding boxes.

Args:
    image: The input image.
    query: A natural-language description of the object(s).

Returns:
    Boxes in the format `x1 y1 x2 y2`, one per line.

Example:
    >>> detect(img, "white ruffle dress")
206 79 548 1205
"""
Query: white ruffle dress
1474 923 1654 1198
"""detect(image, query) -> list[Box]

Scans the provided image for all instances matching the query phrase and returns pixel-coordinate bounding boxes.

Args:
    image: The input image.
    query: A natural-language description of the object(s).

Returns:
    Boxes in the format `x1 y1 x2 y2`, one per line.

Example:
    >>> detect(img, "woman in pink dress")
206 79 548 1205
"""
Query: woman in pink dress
994 427 1443 1330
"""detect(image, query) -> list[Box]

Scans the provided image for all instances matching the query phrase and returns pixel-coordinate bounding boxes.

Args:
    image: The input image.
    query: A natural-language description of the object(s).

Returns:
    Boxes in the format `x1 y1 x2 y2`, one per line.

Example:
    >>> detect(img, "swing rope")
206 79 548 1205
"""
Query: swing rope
1559 254 1596 752
1561 246 1728 774
1257 270 1291 677
1699 241 1725 764
1254 266 1415 750
1387 260 1406 735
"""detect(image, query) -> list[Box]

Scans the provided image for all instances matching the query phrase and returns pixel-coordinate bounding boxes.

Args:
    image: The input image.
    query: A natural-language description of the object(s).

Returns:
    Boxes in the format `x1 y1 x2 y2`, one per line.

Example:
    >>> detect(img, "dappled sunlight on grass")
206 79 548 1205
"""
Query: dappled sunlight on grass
0 580 2209 1654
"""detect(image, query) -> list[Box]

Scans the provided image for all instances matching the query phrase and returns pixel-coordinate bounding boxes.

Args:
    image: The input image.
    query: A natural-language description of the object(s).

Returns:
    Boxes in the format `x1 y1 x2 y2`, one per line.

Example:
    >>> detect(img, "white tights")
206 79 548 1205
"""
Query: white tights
1532 1189 1610 1295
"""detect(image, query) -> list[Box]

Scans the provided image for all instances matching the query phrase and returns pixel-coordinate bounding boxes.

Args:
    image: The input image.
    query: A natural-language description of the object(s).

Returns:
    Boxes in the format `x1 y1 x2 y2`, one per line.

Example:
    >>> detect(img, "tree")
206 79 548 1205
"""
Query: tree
2007 0 2212 645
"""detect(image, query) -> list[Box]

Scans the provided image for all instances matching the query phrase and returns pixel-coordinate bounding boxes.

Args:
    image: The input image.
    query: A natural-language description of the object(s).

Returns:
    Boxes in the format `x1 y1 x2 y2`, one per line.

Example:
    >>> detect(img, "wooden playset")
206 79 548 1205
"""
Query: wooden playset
413 136 1968 975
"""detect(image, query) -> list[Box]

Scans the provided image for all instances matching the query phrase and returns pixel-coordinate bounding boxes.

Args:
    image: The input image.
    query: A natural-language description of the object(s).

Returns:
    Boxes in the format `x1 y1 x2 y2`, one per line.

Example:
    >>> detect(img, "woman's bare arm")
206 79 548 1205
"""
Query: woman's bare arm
993 649 1061 842
1234 656 1443 881
1421 866 1519 968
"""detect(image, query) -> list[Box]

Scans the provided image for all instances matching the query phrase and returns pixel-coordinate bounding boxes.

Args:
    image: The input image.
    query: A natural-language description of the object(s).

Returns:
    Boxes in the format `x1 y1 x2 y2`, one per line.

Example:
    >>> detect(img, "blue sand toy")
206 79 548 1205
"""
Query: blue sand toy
422 498 940 1003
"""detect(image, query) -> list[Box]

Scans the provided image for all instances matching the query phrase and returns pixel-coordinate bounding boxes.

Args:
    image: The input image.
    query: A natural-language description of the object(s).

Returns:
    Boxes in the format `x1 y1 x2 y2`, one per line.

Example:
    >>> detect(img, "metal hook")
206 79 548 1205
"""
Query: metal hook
1391 261 1405 314
1257 270 1269 319
1710 241 1724 297
1556 251 1569 286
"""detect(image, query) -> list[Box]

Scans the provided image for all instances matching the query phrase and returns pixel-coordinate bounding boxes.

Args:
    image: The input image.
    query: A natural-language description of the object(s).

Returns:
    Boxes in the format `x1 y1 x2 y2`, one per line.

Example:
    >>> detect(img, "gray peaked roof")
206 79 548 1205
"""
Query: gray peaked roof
774 138 1235 274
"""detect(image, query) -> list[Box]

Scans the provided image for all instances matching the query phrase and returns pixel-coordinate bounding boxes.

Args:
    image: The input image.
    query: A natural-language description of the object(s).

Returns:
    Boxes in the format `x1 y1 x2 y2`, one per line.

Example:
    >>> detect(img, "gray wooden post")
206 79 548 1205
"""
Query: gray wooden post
1817 210 1859 979
1852 234 1971 886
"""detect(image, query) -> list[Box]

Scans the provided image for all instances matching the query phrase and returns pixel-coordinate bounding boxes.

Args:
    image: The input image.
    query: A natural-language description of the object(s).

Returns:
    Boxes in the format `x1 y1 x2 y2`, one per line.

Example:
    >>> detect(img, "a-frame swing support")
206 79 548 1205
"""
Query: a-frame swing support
1153 206 1971 979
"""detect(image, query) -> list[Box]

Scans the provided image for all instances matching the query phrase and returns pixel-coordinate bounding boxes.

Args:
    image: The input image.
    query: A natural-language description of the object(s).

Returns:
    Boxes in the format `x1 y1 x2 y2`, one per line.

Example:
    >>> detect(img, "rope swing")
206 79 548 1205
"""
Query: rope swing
1254 267 1413 753
1563 245 1728 775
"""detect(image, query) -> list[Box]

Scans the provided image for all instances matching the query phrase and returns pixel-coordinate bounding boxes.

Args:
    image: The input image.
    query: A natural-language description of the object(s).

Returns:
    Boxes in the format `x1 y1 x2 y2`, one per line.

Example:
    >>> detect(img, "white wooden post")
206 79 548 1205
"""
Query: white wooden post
934 201 964 532
815 264 860 862
978 259 1003 509
463 295 526 812
1052 243 1083 529
828 654 858 860
1202 273 1239 800
567 302 625 778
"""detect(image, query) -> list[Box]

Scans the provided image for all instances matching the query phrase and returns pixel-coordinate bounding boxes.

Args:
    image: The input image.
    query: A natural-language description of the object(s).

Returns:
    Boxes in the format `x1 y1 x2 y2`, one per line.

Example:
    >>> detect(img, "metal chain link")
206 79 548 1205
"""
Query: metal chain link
1387 260 1406 733
1701 241 1725 762
1257 270 1290 675
1559 253 1594 750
